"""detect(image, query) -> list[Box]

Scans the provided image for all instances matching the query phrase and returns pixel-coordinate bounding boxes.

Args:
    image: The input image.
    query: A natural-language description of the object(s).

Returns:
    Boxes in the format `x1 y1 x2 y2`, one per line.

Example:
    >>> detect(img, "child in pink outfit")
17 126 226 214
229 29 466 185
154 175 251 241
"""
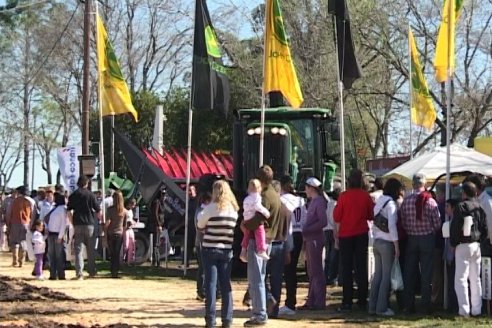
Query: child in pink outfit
240 179 270 262
122 220 136 264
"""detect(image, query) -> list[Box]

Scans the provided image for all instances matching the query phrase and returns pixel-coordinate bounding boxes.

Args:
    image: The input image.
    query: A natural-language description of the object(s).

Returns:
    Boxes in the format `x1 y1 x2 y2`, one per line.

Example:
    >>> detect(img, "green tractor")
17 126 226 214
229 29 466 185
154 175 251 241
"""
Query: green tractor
233 107 355 193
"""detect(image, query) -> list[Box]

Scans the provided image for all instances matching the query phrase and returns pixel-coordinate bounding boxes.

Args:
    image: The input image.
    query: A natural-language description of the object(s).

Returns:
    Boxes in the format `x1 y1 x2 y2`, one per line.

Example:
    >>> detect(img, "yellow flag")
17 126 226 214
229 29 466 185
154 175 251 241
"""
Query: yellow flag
96 14 138 121
410 29 436 130
434 0 463 83
264 0 303 108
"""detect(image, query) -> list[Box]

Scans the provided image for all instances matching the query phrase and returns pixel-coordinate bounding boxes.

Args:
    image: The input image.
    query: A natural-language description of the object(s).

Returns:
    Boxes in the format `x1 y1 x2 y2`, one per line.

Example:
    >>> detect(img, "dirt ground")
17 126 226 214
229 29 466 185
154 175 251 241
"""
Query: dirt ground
0 250 389 328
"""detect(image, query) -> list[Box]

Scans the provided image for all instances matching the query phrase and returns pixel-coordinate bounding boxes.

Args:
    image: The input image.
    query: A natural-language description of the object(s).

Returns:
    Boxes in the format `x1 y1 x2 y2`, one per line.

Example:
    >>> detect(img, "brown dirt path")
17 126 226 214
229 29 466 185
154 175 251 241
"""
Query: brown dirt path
0 250 381 327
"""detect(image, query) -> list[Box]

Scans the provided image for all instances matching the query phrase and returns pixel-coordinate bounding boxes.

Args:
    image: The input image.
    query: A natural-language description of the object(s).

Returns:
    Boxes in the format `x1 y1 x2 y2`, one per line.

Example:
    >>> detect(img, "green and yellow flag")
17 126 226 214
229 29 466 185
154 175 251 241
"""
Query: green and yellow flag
434 0 464 83
96 14 138 122
264 0 303 108
410 29 436 130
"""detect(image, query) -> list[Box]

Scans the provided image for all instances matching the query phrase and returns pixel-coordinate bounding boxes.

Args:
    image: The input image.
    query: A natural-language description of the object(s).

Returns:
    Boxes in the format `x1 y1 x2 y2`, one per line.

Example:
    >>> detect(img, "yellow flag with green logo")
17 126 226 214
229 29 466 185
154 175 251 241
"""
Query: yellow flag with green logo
410 29 436 130
434 0 463 83
96 14 138 122
264 0 303 109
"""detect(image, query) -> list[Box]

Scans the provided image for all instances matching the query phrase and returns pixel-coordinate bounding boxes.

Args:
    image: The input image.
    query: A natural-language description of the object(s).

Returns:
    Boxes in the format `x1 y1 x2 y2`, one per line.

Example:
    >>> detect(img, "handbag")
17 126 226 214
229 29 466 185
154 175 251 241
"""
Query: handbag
373 199 392 233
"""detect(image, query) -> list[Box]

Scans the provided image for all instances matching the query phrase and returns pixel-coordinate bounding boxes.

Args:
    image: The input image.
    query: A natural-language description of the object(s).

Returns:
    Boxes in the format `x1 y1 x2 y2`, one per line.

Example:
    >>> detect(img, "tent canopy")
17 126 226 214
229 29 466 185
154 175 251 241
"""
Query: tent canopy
384 144 492 183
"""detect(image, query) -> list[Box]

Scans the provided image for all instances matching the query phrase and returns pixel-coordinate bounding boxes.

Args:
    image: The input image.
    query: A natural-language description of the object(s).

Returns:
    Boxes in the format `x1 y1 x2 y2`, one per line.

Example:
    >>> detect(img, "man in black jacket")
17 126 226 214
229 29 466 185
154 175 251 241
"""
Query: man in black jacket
450 181 488 317
67 176 101 280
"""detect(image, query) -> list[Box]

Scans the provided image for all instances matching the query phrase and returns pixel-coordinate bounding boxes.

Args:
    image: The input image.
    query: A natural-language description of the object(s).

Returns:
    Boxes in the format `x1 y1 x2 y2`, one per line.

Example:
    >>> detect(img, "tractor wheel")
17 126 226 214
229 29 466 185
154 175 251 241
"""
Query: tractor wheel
134 231 150 264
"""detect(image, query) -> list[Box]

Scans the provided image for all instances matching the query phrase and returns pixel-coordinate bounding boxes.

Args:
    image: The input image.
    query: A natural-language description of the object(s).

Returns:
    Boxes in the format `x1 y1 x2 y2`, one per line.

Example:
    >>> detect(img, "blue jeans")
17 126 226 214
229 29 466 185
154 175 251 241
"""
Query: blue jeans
47 234 65 279
202 247 233 327
369 239 394 313
247 238 268 321
74 225 96 277
266 241 284 317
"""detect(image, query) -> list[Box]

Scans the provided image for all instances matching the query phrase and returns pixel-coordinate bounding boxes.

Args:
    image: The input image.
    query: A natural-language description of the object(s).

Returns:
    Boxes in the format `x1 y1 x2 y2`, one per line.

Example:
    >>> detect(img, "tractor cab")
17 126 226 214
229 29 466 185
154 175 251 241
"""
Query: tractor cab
233 107 349 193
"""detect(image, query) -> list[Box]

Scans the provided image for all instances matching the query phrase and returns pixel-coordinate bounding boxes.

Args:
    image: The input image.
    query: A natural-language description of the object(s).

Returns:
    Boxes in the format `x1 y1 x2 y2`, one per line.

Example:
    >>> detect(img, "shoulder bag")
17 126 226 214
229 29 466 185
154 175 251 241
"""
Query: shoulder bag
373 199 392 233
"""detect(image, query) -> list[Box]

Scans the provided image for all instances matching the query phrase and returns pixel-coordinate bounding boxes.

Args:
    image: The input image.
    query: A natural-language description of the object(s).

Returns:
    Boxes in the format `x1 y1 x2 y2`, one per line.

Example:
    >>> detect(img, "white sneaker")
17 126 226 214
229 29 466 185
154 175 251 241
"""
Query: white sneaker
279 305 296 315
377 308 394 316
257 251 269 260
240 248 248 263
36 275 45 281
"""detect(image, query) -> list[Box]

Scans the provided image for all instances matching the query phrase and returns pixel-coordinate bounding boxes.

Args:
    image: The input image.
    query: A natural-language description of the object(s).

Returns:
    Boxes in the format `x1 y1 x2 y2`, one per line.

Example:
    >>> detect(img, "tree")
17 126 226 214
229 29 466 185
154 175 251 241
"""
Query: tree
354 0 492 157
0 121 23 187
102 0 192 95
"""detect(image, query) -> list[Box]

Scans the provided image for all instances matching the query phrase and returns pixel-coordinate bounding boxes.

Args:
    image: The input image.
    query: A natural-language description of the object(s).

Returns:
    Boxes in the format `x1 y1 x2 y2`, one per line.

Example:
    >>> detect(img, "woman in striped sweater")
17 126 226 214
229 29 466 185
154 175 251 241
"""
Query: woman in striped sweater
197 180 239 328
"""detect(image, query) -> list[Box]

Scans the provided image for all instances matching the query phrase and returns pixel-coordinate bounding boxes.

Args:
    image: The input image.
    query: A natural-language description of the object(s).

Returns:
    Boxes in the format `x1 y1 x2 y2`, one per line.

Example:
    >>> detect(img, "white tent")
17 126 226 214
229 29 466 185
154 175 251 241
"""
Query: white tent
385 144 492 181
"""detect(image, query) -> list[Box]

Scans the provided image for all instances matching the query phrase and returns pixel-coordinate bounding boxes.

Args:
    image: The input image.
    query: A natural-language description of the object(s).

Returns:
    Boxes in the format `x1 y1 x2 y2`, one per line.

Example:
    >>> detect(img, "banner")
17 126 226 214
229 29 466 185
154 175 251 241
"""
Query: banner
264 0 304 108
328 0 362 89
57 146 81 194
96 14 138 121
409 29 437 130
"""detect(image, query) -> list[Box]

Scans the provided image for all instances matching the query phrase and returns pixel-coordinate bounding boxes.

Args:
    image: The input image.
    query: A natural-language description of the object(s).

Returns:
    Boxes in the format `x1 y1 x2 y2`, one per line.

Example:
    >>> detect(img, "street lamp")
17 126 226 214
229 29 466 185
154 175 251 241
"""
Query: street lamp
78 155 96 178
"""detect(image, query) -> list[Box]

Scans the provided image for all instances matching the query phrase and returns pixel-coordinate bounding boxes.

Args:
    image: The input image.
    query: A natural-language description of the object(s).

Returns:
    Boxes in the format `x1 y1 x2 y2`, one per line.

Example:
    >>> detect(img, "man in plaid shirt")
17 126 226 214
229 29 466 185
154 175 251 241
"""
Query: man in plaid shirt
400 173 441 314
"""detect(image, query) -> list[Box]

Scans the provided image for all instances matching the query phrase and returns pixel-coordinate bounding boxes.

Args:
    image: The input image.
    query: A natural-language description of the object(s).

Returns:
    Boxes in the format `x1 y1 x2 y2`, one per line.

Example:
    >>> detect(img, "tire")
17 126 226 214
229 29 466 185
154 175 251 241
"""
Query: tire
134 231 150 264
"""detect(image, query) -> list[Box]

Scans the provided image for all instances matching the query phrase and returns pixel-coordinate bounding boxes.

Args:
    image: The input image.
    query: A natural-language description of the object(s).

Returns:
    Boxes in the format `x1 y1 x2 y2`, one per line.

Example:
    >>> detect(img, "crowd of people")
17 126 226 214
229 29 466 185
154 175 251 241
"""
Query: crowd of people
193 166 492 327
1 166 492 327
0 176 138 281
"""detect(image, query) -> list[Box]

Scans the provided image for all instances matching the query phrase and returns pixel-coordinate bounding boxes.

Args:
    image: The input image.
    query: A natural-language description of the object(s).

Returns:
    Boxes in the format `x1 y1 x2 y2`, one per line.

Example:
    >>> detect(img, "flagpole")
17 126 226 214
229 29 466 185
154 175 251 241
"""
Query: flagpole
95 3 107 260
332 13 346 191
445 0 453 202
259 0 269 167
183 0 200 278
408 24 413 159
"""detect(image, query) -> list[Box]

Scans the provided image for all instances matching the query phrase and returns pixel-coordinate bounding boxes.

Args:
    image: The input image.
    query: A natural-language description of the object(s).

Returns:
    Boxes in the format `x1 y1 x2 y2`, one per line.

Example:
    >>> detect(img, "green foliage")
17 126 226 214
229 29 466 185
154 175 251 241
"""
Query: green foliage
91 88 234 178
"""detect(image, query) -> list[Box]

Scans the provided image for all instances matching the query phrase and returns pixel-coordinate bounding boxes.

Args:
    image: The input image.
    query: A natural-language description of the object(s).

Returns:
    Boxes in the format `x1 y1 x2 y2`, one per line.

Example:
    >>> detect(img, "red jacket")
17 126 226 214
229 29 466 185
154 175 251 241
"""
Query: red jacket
334 189 374 238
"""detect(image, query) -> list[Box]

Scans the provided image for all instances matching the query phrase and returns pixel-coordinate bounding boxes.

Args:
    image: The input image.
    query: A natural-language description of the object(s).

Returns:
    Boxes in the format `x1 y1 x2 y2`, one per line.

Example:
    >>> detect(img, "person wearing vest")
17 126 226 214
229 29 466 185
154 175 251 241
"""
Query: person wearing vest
450 181 488 317
197 180 239 328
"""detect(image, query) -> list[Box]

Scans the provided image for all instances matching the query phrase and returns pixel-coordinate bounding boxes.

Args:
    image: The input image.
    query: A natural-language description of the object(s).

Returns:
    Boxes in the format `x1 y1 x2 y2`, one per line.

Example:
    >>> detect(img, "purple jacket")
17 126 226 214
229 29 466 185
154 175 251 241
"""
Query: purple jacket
302 196 328 240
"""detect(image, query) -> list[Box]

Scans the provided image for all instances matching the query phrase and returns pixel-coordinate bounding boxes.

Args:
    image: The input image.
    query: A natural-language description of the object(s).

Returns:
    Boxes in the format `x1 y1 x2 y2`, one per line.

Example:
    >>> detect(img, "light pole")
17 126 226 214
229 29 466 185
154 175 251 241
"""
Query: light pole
81 0 92 160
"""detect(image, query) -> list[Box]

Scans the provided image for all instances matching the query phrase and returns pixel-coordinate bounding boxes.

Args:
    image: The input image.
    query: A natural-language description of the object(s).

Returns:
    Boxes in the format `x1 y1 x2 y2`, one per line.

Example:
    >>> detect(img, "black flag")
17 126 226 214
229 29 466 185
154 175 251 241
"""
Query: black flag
191 0 230 115
328 0 362 90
